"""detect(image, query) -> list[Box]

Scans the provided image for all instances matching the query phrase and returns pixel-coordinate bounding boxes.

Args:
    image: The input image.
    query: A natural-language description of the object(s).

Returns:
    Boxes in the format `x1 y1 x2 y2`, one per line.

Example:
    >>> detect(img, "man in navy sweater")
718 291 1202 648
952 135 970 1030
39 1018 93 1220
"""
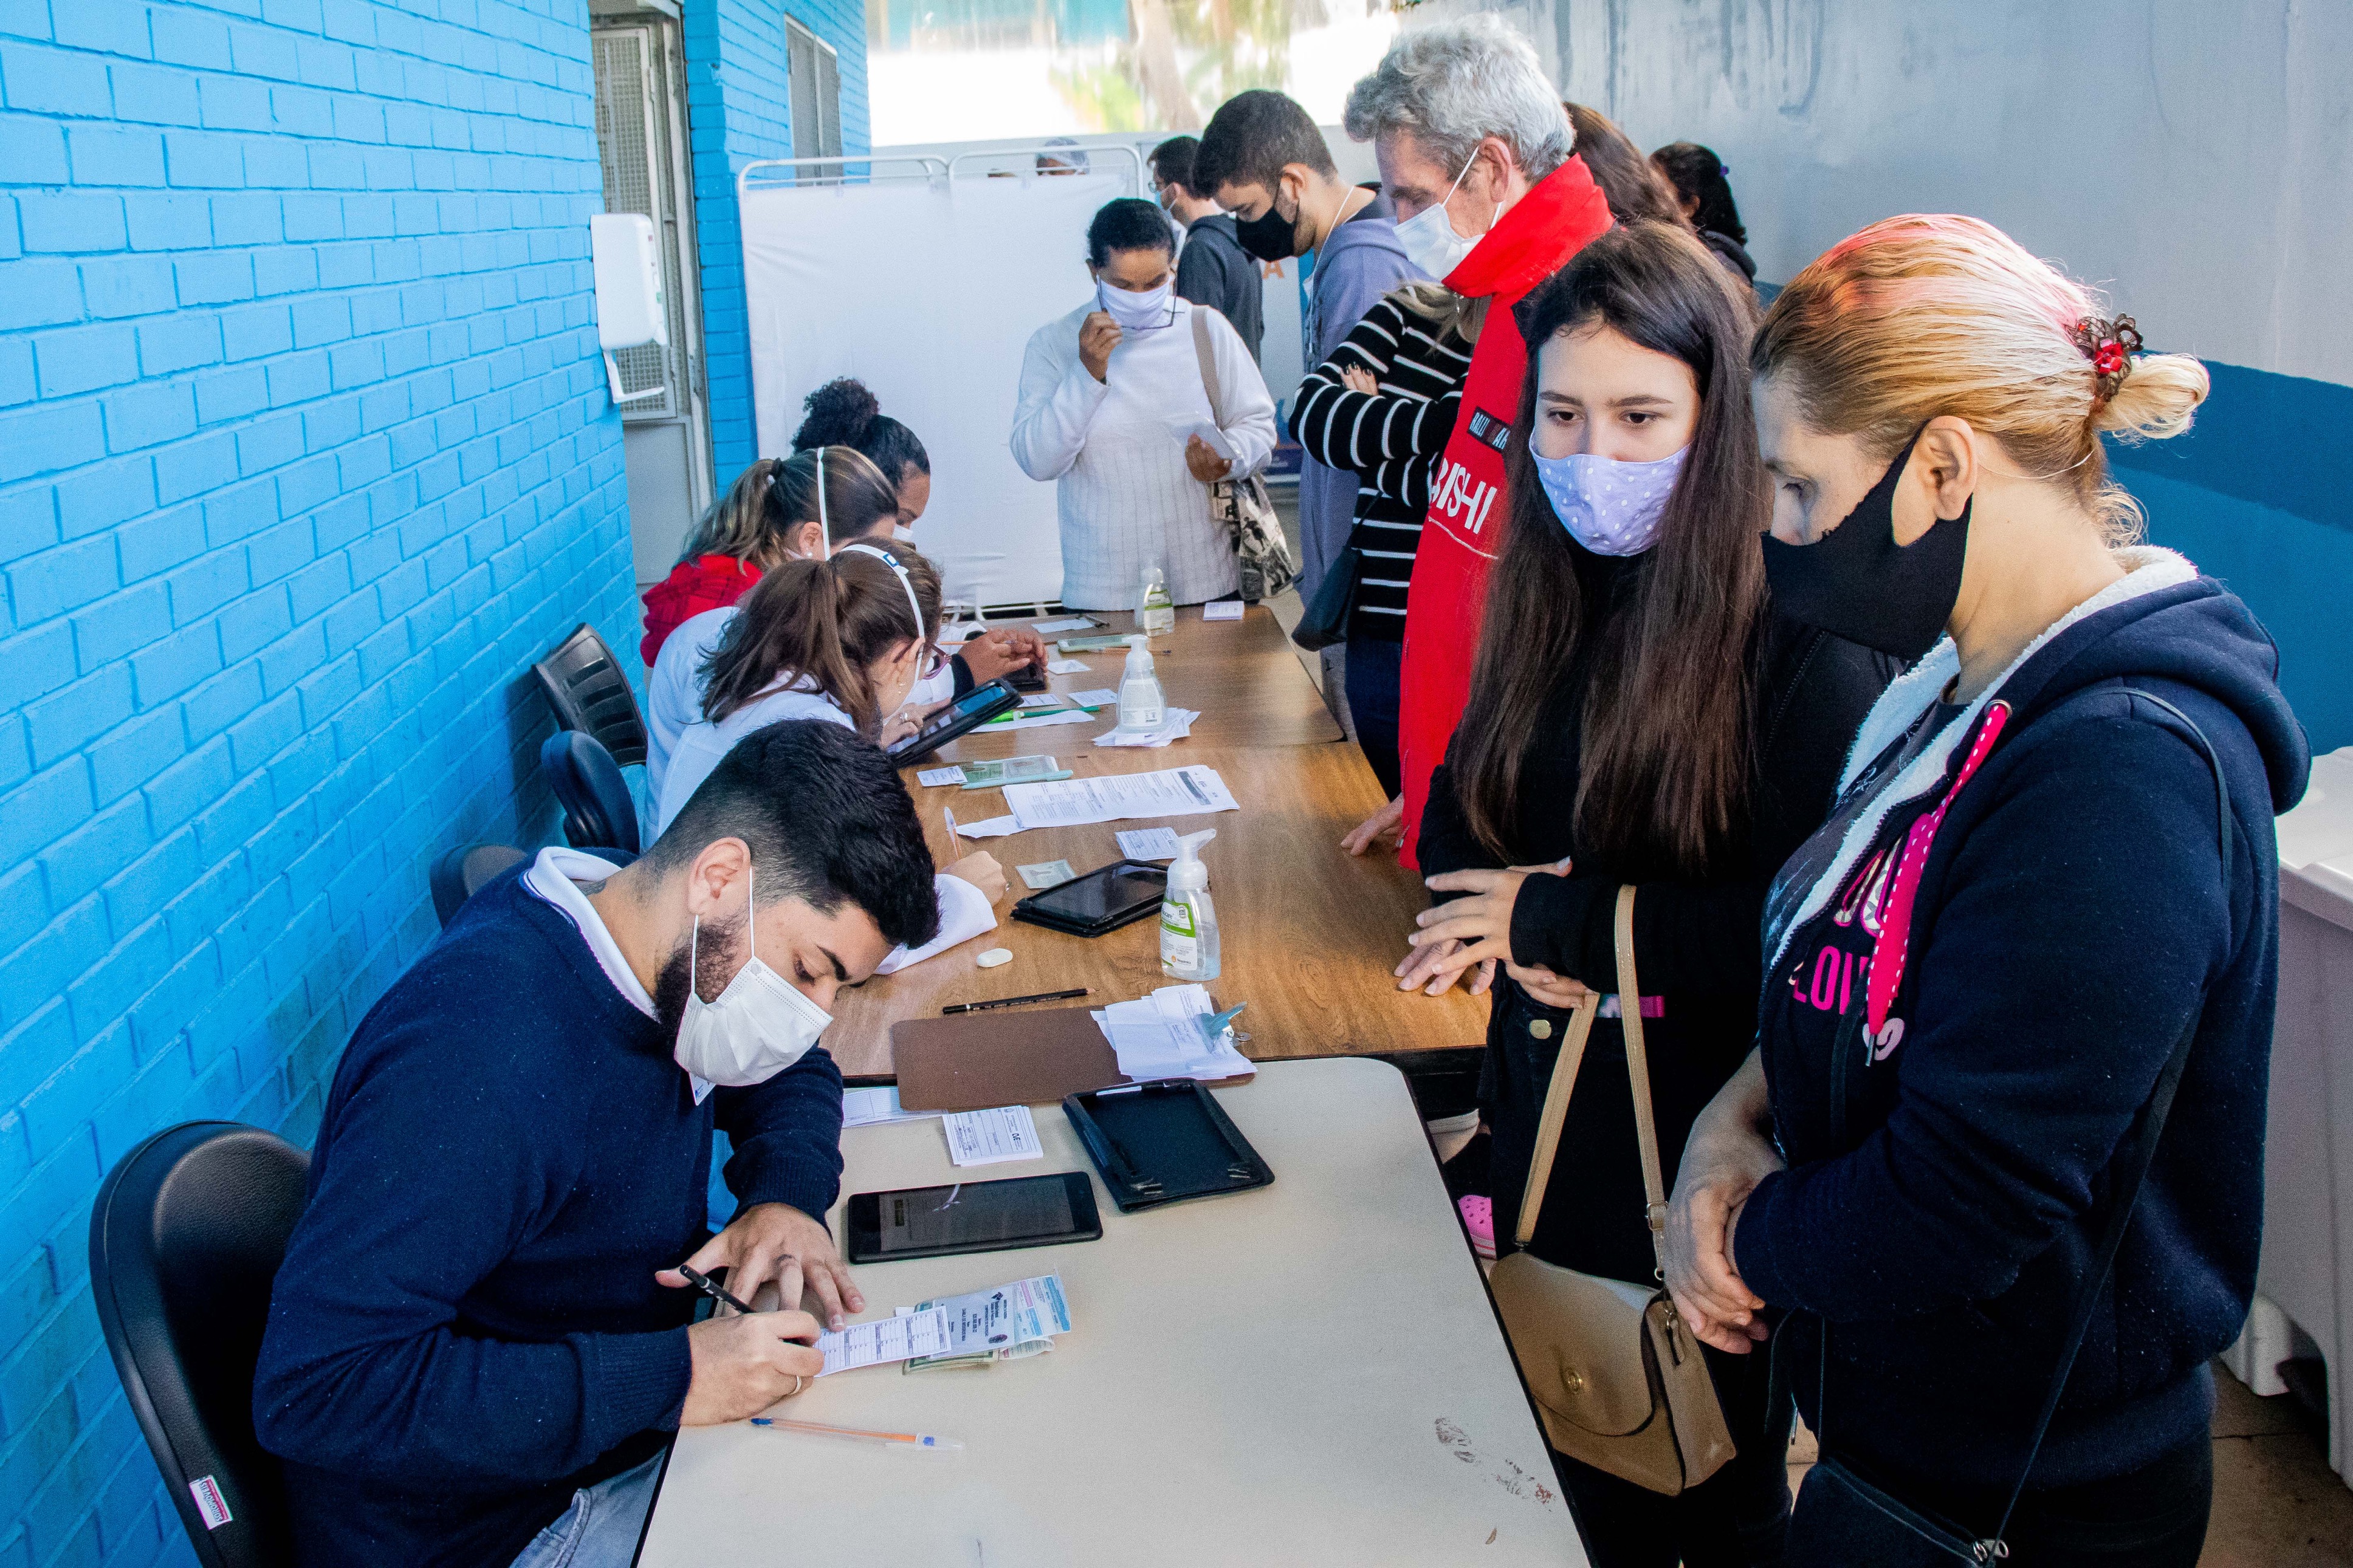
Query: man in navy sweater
253 721 940 1568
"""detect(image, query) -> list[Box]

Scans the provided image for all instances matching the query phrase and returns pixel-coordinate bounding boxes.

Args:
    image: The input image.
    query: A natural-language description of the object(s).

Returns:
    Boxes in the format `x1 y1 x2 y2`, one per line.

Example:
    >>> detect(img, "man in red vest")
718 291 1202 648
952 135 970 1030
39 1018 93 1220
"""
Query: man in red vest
1343 18 1612 864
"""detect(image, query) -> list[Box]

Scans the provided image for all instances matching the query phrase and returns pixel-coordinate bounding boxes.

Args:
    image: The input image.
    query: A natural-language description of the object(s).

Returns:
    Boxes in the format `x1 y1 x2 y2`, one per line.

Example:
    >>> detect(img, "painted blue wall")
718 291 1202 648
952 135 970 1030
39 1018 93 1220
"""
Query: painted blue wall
682 0 871 482
0 4 640 1564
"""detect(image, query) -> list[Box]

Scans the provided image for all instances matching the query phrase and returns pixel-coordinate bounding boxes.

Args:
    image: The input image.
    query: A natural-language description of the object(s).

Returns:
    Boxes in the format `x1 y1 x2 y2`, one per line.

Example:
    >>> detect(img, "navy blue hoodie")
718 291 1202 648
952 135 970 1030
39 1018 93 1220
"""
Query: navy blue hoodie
1734 554 2309 1494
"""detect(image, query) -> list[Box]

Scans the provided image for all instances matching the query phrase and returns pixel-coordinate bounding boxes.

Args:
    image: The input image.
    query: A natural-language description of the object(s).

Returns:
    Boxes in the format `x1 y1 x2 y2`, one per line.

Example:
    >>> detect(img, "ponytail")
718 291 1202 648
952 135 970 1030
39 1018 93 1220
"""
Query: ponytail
699 546 944 735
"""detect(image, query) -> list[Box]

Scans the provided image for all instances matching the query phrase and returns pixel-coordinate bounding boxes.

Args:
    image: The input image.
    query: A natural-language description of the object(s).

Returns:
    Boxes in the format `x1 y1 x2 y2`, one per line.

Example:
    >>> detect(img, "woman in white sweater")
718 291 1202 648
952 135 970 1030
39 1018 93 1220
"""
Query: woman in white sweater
1011 197 1279 609
648 542 1005 970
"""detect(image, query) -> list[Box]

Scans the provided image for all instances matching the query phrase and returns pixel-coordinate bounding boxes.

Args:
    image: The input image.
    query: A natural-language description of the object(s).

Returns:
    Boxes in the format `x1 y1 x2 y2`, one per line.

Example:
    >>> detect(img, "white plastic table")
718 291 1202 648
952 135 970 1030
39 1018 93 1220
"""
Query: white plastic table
634 1057 1584 1565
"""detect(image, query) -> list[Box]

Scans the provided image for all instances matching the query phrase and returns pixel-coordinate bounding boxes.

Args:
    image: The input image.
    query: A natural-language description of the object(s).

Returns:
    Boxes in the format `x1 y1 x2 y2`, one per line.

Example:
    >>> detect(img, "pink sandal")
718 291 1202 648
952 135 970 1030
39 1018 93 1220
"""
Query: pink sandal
1457 1194 1497 1259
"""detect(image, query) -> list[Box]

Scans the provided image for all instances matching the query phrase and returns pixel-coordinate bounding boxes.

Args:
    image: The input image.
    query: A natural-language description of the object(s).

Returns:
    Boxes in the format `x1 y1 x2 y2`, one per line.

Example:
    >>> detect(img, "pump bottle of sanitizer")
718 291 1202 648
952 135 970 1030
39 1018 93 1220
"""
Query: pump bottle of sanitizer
1118 635 1165 730
1138 565 1176 637
1160 828 1220 981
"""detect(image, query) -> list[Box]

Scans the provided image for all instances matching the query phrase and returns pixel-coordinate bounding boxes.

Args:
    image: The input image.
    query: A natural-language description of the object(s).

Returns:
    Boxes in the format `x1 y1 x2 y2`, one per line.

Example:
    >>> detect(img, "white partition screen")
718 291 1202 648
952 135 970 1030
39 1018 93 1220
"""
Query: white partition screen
740 164 1138 608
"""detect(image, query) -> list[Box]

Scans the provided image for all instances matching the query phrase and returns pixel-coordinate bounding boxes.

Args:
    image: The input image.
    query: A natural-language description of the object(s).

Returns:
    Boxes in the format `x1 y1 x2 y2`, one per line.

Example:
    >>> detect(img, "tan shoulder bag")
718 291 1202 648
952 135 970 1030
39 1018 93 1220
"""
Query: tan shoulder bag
1188 306 1296 601
1487 885 1737 1494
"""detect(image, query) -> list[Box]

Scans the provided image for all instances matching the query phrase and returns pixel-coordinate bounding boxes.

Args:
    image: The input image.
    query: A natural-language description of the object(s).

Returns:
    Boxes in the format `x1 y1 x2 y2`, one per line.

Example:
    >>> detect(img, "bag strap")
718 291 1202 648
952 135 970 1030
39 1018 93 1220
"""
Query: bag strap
1984 690 2235 1544
1512 885 1664 1256
1190 305 1225 428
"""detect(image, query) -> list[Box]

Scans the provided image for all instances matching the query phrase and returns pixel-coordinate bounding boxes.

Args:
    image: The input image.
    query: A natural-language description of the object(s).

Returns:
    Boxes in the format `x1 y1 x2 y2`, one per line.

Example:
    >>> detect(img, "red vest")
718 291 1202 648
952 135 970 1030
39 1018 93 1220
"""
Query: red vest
1397 159 1613 863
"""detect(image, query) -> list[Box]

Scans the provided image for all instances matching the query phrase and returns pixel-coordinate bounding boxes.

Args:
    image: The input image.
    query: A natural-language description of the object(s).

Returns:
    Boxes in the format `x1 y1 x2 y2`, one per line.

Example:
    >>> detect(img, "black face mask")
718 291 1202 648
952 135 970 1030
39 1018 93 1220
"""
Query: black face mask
1234 194 1303 263
1759 430 1972 661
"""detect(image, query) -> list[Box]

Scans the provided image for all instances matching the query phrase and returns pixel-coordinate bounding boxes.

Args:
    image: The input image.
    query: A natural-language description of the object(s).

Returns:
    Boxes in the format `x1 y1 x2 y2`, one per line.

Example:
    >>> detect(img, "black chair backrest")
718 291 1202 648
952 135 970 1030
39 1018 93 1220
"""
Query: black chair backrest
532 623 647 766
91 1123 309 1568
540 730 643 855
429 843 529 925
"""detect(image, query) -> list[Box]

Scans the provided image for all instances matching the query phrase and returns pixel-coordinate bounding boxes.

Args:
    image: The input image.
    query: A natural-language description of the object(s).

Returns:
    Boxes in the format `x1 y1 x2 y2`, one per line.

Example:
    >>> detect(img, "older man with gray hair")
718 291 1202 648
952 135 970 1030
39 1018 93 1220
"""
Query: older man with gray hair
1341 16 1612 866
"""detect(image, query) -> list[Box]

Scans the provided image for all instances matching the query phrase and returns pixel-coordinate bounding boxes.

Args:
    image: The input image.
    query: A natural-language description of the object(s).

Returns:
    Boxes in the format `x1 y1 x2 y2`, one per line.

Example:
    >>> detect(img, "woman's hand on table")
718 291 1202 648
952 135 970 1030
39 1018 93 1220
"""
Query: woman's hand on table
1410 859 1573 974
1664 1051 1780 1354
1341 795 1404 856
959 626 1046 684
944 851 1008 903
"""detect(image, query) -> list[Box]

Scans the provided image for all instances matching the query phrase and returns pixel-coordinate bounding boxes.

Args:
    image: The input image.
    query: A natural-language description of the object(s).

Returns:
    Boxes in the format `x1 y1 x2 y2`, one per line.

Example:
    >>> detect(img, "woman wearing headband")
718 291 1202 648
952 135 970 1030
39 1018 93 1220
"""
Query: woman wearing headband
650 541 1008 968
1663 214 2306 1564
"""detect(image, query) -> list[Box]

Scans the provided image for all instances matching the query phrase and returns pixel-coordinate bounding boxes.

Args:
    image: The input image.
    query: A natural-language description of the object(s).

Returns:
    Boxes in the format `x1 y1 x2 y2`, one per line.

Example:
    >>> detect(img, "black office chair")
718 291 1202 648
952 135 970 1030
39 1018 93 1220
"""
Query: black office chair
540 730 642 855
90 1123 309 1568
532 623 647 766
429 842 529 925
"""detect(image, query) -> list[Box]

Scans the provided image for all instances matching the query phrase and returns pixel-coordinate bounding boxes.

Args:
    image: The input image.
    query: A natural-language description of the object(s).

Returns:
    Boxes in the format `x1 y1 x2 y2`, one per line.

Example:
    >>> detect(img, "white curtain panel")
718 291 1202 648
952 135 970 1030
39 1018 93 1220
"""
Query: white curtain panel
741 169 1135 607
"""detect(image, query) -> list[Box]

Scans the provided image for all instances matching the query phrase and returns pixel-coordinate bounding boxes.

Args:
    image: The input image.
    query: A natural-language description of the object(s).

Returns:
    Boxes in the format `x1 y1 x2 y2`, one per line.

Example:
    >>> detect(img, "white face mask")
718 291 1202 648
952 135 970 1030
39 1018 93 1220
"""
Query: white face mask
1393 151 1494 281
1531 446 1689 557
673 862 834 1089
1096 277 1175 333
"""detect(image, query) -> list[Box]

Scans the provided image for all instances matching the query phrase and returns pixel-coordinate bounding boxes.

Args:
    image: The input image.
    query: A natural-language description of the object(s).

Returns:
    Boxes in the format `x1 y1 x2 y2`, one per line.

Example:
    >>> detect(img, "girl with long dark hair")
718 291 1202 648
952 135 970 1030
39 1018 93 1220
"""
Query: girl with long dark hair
1398 222 1893 1566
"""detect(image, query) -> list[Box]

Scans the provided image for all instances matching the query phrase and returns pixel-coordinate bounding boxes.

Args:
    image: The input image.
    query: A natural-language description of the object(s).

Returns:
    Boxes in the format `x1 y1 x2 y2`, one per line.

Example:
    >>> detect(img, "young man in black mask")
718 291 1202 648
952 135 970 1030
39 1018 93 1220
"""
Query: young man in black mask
1194 90 1425 664
1150 134 1264 364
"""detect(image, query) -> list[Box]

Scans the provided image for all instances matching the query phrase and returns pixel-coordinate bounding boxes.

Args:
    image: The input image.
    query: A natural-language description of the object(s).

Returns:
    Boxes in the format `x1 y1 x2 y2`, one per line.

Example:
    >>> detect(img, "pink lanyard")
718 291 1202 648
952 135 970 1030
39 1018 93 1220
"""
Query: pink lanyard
1863 700 2011 1039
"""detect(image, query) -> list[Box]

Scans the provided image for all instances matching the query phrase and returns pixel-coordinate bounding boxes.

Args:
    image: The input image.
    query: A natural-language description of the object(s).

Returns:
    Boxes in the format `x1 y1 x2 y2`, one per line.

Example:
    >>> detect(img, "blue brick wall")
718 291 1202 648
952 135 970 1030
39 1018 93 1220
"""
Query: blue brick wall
0 4 641 1565
681 0 870 481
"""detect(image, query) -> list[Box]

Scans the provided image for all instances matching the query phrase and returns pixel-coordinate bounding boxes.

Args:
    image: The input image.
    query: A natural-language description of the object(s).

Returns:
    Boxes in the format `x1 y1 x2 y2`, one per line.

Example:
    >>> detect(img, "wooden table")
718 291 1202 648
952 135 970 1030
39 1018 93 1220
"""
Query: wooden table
636 1059 1584 1566
822 606 1489 1077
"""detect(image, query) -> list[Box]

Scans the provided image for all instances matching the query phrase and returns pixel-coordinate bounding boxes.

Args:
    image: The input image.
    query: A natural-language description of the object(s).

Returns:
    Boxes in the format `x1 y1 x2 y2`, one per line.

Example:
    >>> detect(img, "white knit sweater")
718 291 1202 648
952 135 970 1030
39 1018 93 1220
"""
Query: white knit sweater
1009 297 1277 609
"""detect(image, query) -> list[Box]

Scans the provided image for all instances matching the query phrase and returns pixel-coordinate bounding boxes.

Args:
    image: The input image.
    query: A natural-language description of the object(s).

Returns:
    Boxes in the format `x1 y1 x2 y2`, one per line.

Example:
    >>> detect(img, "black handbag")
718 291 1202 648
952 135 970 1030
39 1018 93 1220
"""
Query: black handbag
1784 692 2234 1565
1289 546 1359 652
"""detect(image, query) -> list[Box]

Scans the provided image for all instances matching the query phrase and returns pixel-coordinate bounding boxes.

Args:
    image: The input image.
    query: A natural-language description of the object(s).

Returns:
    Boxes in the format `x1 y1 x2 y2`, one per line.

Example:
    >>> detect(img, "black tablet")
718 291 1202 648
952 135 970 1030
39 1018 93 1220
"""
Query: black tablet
845 1171 1102 1262
885 679 1021 765
1010 859 1167 937
1063 1080 1274 1213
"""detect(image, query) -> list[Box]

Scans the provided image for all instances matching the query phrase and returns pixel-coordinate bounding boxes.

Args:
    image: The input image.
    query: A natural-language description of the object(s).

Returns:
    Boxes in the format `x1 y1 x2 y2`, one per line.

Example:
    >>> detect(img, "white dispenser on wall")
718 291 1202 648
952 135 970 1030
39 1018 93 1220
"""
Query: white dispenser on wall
1159 828 1220 981
589 212 666 406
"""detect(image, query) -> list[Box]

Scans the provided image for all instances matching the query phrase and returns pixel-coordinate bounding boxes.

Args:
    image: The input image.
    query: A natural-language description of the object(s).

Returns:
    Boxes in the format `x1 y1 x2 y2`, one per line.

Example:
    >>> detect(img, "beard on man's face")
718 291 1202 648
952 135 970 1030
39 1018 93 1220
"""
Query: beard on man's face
652 906 749 1036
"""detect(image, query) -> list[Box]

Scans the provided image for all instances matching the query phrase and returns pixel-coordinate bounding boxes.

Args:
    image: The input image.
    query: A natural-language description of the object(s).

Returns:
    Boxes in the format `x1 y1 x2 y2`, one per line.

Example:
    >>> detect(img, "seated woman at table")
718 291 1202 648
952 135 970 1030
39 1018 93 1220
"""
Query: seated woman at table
1397 222 1895 1567
640 442 1045 692
651 541 1006 968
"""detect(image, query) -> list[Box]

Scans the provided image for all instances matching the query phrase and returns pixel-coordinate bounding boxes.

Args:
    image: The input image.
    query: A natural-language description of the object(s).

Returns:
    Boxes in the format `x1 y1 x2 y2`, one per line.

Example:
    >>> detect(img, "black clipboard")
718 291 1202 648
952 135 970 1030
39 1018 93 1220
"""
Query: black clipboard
1062 1080 1274 1213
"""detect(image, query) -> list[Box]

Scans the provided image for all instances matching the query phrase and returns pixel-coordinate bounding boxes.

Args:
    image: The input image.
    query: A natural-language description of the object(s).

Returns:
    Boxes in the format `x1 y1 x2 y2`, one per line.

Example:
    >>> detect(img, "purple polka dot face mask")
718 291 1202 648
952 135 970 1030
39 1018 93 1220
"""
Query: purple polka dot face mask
1529 445 1688 556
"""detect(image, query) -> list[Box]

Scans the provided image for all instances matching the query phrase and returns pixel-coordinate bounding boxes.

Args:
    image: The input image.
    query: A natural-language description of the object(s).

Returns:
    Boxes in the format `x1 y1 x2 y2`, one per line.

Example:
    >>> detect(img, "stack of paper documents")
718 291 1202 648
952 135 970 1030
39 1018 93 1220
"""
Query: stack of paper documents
1094 983 1251 1082
1001 766 1238 829
1094 709 1199 748
901 1274 1073 1372
816 1307 950 1375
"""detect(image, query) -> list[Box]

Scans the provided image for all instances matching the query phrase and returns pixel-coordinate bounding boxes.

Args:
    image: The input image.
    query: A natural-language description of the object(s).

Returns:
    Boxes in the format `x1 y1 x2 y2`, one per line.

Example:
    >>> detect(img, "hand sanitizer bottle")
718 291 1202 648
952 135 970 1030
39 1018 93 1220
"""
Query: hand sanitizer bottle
1118 635 1165 730
1160 829 1220 981
1139 565 1175 637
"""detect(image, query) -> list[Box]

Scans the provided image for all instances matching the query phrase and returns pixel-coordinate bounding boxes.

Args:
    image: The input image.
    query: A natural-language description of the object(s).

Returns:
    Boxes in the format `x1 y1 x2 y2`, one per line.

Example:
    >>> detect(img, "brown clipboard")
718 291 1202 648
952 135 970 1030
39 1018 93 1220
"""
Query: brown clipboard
890 1005 1253 1112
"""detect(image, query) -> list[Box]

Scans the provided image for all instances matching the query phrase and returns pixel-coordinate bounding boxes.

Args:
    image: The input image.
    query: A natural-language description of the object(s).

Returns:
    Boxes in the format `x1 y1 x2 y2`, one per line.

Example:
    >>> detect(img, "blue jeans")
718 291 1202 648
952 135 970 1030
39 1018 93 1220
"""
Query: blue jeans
507 1454 663 1568
1345 635 1404 797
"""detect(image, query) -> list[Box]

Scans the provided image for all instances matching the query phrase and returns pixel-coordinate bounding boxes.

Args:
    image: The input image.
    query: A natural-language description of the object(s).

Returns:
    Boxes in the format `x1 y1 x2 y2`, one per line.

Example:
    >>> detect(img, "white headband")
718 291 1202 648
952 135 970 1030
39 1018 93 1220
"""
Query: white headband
814 445 832 559
836 540 927 642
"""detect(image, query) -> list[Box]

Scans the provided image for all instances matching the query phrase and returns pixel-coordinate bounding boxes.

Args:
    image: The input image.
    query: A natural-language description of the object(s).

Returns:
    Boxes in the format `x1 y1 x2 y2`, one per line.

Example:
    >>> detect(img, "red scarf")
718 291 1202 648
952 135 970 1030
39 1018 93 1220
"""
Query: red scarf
1396 157 1613 863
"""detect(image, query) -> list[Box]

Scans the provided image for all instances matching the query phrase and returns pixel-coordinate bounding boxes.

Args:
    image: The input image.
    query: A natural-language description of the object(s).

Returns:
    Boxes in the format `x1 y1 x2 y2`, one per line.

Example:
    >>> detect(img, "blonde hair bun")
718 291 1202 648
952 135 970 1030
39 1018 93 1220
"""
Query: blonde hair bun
1753 213 2211 541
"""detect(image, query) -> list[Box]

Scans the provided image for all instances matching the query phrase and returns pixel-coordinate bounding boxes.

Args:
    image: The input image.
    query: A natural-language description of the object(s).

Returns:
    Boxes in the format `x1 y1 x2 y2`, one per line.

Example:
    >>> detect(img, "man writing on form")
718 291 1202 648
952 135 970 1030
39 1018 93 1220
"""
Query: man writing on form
253 721 941 1567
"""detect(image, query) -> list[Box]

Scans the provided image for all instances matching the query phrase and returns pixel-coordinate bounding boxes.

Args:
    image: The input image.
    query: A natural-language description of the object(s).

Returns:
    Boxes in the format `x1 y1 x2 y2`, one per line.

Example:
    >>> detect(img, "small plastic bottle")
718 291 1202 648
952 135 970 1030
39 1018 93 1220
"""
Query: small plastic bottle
1159 828 1220 981
1139 565 1176 637
1118 635 1166 731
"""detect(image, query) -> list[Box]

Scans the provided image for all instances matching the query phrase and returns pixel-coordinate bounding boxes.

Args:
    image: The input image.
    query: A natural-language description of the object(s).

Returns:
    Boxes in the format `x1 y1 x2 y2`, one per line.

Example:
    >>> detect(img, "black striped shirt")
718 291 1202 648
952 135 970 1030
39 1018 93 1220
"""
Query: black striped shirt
1288 287 1472 639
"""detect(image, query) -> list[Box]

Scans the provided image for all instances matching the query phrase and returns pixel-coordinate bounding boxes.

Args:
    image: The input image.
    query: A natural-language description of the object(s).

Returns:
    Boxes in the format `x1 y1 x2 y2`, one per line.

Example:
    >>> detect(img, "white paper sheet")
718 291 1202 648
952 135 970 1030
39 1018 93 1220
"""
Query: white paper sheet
952 814 1022 838
842 1086 929 1127
1002 766 1238 829
1202 600 1244 621
942 1105 1044 1166
916 765 966 787
1016 691 1067 709
978 708 1096 733
1094 983 1251 1081
1094 709 1198 748
1067 688 1121 708
1115 827 1182 861
817 1307 950 1376
1031 617 1095 634
1167 416 1236 460
1046 659 1090 674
